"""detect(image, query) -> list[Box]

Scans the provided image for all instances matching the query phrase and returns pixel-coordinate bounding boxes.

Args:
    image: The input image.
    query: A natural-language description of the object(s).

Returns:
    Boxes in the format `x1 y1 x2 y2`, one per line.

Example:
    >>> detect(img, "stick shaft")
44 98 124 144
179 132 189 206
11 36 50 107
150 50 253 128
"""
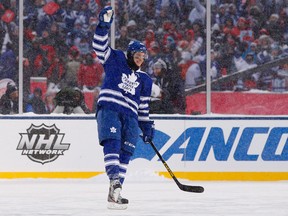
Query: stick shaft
149 141 204 193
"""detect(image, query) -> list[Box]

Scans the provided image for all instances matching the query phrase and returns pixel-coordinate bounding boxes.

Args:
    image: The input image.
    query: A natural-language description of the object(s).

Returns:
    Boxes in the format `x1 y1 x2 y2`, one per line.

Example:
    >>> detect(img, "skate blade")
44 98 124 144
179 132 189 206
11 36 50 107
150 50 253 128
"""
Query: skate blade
107 202 128 210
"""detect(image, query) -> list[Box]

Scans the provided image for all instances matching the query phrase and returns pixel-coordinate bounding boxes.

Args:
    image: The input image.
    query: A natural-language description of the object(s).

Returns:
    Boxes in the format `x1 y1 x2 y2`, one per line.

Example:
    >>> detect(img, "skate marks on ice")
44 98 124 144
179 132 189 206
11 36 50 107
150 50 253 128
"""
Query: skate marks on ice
0 174 287 216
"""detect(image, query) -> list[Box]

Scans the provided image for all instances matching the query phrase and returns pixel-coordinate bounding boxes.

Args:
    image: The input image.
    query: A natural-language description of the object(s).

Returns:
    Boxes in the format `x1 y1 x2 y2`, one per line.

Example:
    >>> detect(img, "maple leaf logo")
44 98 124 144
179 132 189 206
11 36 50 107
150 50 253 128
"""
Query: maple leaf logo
118 73 139 95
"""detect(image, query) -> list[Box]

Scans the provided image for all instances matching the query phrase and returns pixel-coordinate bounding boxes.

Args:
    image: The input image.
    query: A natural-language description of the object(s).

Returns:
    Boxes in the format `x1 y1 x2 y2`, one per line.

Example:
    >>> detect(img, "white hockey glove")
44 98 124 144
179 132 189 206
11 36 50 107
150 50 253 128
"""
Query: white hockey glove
98 6 114 28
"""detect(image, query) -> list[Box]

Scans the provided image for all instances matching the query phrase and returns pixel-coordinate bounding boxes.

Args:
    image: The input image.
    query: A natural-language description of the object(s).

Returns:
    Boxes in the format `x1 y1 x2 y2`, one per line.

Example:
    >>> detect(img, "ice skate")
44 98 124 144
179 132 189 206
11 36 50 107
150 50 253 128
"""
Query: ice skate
107 179 128 210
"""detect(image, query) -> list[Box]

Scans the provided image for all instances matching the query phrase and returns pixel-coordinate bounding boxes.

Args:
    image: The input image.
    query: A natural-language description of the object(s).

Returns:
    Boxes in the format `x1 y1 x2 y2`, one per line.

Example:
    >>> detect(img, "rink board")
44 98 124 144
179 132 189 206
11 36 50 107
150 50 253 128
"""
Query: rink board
0 115 287 180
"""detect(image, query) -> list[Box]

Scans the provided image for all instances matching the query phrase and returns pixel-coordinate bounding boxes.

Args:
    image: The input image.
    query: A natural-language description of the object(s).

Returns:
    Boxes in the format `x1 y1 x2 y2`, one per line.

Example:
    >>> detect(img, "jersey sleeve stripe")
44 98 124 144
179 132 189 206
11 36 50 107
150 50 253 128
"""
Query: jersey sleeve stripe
140 96 151 101
138 116 150 121
93 33 108 42
139 103 149 109
92 41 109 51
138 109 149 114
93 27 110 64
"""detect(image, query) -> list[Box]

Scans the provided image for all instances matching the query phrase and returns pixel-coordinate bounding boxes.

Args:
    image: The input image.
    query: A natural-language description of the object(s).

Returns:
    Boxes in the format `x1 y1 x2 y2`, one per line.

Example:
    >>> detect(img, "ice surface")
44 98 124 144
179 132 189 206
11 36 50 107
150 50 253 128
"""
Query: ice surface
0 171 287 216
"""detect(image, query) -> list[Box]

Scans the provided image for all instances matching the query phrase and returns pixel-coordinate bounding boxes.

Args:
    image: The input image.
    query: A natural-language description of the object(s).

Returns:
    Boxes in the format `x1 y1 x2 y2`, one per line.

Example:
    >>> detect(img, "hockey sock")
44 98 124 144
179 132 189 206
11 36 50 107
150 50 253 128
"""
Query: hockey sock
103 139 121 180
119 150 132 184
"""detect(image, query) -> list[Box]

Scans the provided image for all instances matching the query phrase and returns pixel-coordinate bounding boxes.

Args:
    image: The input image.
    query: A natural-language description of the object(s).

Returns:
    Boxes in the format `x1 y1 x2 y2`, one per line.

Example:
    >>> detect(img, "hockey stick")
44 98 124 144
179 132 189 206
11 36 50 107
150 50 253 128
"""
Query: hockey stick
149 141 204 193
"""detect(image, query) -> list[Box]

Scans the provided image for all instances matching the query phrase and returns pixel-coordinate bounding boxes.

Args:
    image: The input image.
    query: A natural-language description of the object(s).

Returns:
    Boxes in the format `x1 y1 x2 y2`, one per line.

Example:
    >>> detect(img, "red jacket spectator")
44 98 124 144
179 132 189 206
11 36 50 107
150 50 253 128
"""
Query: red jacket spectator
45 56 65 84
178 51 197 80
143 29 156 51
230 17 254 42
77 53 104 89
162 20 182 47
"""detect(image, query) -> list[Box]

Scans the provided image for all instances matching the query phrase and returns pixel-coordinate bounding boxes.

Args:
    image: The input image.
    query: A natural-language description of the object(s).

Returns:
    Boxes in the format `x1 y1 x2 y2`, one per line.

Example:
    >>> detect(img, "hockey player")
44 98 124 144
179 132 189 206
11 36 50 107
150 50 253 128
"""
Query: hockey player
92 7 155 210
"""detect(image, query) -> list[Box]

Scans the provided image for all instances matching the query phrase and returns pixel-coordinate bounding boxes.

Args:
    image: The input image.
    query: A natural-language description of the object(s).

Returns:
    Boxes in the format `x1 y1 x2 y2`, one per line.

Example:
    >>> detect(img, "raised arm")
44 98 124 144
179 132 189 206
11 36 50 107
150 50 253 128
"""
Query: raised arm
92 6 114 65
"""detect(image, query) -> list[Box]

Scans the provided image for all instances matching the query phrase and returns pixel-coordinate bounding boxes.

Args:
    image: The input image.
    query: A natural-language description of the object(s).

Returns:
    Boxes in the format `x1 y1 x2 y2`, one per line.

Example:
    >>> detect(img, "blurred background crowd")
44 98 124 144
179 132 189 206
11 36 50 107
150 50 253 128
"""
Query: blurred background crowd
0 0 288 115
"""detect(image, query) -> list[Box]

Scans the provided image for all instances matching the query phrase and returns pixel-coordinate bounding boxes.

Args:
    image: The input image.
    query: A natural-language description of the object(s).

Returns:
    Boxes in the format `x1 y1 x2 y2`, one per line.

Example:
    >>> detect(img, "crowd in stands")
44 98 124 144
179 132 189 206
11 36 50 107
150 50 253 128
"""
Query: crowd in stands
0 0 288 115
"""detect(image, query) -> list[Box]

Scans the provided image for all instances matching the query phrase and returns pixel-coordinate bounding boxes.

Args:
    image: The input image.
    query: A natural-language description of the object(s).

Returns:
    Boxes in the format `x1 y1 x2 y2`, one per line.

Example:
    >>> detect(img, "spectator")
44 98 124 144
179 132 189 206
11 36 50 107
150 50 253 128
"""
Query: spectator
248 5 266 30
161 35 179 72
78 36 91 56
25 38 50 77
59 0 79 32
223 17 235 36
226 3 239 26
142 1 157 21
0 2 17 54
245 52 258 66
25 88 47 114
270 43 283 60
144 41 164 76
162 20 182 48
143 29 156 51
0 82 18 114
178 50 194 80
53 87 90 114
45 54 65 85
185 55 203 89
115 25 131 51
205 50 221 82
76 1 94 27
0 43 17 81
40 29 57 63
230 17 251 41
264 13 283 42
279 8 288 44
190 19 205 56
146 19 157 32
126 20 138 40
255 35 274 89
48 22 69 60
150 59 186 114
64 46 81 87
183 29 194 51
215 4 228 28
77 52 104 89
218 41 237 77
156 0 181 23
44 90 56 114
233 48 257 91
124 0 145 22
154 4 171 28
273 62 288 92
243 52 258 89
70 20 87 52
188 0 206 25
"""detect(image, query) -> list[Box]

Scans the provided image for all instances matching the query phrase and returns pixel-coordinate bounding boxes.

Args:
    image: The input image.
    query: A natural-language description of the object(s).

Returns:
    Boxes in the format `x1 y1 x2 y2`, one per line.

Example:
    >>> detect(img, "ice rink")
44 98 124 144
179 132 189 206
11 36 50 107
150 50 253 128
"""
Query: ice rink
0 171 288 216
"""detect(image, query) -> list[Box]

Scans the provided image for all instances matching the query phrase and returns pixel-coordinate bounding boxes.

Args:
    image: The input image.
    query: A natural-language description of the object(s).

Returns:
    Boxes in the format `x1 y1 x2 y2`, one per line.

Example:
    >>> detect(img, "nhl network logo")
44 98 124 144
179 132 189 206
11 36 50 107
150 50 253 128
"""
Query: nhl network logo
17 124 70 164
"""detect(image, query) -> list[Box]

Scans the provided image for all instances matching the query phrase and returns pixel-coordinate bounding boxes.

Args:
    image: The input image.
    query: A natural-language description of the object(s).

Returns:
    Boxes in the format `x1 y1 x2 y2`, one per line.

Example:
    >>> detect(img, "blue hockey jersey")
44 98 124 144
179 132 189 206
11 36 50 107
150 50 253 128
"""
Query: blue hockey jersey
92 25 153 122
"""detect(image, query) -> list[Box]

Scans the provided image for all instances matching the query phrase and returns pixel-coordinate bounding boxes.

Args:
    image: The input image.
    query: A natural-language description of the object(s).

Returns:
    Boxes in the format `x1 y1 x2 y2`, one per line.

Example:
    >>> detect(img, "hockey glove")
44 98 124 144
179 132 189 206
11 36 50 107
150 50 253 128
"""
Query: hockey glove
139 121 155 143
98 6 114 28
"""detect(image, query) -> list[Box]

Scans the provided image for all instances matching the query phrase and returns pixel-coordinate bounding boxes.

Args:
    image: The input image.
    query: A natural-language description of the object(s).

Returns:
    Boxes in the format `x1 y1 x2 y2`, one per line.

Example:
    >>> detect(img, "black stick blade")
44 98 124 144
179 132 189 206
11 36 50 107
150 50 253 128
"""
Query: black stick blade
179 184 204 193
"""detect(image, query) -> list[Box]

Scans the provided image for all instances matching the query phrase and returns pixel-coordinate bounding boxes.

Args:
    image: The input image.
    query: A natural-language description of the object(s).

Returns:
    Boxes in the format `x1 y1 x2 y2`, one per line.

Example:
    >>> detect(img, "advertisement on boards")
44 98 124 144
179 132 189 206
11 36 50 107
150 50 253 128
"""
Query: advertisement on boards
0 115 287 180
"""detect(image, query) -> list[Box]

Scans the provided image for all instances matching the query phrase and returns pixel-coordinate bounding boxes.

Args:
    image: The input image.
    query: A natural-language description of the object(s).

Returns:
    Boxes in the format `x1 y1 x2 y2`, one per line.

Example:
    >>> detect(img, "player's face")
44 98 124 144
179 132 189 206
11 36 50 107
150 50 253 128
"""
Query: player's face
133 52 146 67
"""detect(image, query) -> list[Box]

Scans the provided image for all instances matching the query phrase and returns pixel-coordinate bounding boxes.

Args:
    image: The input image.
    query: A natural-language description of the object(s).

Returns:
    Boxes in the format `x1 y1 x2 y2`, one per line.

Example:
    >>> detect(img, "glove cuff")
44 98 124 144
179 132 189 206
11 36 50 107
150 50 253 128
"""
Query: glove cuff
139 120 154 131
